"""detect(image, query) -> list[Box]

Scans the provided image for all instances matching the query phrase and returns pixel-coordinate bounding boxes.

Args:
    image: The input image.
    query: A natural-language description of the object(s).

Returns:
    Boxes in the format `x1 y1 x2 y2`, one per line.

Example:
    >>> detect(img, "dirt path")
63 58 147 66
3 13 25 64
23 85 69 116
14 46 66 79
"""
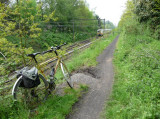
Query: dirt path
67 36 119 119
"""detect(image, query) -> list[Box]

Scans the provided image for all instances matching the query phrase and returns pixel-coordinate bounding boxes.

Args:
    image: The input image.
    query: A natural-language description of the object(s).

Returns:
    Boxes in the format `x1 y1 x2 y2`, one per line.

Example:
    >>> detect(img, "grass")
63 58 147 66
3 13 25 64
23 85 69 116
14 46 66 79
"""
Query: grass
55 34 118 80
0 85 88 119
105 30 160 119
0 33 118 119
31 85 88 119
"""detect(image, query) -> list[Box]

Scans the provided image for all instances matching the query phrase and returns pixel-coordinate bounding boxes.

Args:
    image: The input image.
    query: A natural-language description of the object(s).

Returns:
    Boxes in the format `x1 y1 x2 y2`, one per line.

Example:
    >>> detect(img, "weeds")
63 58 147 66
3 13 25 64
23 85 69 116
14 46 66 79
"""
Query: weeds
105 29 160 118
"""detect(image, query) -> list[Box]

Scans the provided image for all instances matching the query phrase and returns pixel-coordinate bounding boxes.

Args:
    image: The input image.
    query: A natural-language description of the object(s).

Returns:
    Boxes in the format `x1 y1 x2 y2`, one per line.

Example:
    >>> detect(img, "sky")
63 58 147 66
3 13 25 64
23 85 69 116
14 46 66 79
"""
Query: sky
85 0 128 26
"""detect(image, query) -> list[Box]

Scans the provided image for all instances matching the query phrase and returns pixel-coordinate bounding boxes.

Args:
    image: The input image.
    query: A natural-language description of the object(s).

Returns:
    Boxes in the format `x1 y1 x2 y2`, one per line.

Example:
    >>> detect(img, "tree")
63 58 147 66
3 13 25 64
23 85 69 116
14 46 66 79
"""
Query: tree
134 0 160 24
0 0 57 65
134 0 160 38
0 0 10 5
118 1 135 27
105 21 115 29
117 0 140 34
0 2 15 38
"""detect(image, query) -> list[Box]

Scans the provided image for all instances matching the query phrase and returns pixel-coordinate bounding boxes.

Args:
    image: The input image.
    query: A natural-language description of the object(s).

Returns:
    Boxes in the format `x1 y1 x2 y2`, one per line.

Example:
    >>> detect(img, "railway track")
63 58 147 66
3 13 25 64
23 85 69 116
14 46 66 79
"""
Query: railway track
65 39 91 51
0 38 97 95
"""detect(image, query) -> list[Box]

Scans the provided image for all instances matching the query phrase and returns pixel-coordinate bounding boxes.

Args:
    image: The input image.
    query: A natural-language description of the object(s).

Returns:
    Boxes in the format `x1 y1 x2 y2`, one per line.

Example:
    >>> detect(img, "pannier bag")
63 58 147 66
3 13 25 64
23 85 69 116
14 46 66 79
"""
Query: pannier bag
17 67 41 88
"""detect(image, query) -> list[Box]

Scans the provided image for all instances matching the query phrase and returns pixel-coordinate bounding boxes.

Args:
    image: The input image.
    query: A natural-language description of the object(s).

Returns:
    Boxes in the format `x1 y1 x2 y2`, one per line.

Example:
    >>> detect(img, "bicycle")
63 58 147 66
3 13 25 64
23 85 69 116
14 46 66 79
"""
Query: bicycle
12 43 73 103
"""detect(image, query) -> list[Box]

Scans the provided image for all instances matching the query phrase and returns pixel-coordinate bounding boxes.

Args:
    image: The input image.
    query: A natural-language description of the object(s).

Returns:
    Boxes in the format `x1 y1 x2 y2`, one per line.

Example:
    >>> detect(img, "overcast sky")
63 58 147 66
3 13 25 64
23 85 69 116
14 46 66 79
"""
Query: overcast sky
86 0 128 26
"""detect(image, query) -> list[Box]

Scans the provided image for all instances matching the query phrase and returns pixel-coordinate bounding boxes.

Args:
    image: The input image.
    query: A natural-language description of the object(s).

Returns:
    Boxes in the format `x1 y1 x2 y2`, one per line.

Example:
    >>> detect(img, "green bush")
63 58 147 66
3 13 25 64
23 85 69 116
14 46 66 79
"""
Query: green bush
106 28 160 119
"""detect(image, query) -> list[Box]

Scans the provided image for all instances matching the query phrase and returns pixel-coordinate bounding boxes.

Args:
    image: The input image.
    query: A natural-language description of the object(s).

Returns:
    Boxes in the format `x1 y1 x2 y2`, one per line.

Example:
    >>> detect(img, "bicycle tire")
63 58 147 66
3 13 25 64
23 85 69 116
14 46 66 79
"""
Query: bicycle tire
60 62 73 88
12 74 49 103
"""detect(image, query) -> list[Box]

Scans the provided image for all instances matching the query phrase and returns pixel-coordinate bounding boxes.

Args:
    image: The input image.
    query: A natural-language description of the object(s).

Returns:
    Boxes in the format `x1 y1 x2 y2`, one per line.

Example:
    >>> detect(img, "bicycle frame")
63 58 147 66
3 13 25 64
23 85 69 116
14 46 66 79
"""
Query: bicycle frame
35 53 67 81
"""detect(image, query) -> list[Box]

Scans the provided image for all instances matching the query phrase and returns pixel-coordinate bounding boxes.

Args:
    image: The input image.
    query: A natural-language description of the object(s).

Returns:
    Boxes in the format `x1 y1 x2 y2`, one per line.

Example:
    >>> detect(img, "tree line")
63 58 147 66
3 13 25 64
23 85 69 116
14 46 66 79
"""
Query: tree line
118 0 160 39
0 0 99 48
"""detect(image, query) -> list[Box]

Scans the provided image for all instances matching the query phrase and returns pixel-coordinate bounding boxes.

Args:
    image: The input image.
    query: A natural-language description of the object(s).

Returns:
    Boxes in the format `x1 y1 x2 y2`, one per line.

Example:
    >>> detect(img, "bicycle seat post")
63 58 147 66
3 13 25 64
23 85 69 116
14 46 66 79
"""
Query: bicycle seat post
54 50 58 56
27 52 40 64
33 56 38 64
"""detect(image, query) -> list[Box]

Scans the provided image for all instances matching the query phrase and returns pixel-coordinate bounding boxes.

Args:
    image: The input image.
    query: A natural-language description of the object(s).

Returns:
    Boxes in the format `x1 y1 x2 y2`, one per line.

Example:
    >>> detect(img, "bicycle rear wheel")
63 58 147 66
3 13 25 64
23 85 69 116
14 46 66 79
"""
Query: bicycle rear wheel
60 62 73 88
12 74 49 103
12 76 27 102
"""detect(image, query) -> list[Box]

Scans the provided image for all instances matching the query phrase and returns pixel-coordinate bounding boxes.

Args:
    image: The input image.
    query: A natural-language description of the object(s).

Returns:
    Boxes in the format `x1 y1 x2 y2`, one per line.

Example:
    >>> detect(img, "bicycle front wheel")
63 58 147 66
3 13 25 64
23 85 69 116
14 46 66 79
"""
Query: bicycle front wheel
60 62 73 88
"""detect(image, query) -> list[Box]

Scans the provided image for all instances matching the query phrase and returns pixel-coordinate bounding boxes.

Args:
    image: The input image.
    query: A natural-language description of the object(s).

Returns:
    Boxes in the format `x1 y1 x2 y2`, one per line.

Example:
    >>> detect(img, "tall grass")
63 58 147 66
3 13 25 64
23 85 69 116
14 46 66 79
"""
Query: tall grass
31 85 88 119
105 29 160 118
67 34 117 69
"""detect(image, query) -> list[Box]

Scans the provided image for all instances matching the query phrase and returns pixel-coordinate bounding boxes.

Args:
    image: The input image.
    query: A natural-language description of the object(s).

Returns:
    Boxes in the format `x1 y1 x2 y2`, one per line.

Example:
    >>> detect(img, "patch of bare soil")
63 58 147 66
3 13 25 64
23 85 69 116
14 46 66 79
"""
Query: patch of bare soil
73 66 100 79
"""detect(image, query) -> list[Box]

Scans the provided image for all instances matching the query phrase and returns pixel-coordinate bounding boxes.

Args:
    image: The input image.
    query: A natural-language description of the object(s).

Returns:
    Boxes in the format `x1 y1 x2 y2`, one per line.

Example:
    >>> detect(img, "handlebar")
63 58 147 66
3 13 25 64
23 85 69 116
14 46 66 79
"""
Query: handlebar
55 42 66 50
42 43 67 55
42 49 53 54
26 43 67 63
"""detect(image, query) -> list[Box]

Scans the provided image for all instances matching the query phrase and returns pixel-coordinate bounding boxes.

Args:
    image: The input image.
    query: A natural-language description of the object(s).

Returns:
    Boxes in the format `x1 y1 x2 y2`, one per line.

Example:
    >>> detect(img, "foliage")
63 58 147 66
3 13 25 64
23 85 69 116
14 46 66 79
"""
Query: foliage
42 0 96 23
118 0 136 33
0 3 16 38
0 84 88 119
31 85 88 119
0 96 29 119
0 0 43 69
9 0 43 47
0 0 9 5
1 0 57 47
105 0 160 118
106 29 160 119
41 0 97 32
0 38 33 76
0 0 57 78
105 20 115 29
0 0 98 77
134 0 160 39
134 0 160 24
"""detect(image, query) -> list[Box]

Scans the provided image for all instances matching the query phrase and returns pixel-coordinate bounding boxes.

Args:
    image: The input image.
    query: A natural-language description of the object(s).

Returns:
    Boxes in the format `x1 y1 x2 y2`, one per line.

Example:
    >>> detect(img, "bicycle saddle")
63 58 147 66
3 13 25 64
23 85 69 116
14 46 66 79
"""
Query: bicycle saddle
27 52 41 58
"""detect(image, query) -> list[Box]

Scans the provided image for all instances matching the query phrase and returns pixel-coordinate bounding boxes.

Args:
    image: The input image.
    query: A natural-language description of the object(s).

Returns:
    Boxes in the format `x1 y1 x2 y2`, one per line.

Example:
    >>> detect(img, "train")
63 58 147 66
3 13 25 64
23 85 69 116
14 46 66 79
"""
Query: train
97 29 112 36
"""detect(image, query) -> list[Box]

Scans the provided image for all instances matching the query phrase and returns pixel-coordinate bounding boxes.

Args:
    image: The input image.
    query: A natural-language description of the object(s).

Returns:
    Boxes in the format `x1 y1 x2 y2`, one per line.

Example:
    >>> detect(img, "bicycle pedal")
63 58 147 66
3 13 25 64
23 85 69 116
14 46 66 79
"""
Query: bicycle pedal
49 82 56 90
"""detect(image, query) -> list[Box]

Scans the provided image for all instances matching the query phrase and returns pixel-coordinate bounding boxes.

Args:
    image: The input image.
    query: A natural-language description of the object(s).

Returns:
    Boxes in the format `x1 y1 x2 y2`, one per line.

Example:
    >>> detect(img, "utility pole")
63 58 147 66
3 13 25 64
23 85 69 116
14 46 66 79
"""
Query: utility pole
98 18 101 29
104 19 105 29
73 21 75 41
